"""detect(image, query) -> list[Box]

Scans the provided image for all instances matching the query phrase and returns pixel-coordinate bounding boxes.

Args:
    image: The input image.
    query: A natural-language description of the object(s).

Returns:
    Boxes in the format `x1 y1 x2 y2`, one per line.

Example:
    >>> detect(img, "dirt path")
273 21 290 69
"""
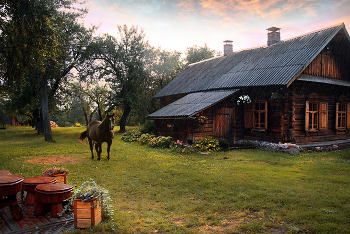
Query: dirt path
26 156 82 165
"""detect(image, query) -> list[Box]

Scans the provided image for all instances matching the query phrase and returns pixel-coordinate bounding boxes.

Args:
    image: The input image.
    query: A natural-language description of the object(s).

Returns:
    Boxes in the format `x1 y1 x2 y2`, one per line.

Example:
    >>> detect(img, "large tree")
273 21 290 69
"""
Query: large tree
88 25 150 132
0 0 93 141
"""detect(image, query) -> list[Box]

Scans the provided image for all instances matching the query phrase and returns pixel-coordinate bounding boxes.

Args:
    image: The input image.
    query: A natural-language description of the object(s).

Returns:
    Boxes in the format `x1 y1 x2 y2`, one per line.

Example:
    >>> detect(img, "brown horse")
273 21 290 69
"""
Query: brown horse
79 113 115 161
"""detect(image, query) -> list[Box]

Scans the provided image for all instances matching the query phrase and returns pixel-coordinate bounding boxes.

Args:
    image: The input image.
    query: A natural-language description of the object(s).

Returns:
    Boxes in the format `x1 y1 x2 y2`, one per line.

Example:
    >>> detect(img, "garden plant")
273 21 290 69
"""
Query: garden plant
0 126 349 233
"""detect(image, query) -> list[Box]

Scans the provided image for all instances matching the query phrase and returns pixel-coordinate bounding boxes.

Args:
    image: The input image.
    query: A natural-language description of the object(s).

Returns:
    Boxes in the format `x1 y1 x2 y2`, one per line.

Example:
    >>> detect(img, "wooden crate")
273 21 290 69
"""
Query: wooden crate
74 199 102 228
54 174 66 184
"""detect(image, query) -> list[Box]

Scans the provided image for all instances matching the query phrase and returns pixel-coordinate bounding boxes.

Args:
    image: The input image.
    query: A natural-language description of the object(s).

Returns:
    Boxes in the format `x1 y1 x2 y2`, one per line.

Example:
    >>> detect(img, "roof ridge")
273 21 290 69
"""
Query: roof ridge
224 23 344 55
190 23 344 64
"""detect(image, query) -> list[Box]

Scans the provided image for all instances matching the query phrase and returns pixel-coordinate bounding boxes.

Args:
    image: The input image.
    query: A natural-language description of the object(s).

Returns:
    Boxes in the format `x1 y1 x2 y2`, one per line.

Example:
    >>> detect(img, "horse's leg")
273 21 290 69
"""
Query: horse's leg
107 141 112 161
88 138 94 159
95 143 102 161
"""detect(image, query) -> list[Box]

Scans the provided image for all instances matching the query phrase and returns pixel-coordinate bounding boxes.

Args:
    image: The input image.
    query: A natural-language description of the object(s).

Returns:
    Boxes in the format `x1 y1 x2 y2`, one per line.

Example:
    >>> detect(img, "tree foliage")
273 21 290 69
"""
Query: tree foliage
86 25 150 131
143 46 184 114
185 43 221 65
0 0 93 141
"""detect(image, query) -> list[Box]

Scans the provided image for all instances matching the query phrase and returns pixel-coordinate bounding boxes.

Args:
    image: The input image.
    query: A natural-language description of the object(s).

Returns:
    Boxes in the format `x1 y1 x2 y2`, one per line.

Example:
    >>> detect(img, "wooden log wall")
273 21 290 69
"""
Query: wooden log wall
193 109 214 141
290 81 350 143
302 32 350 81
302 50 342 79
154 119 194 142
235 87 288 143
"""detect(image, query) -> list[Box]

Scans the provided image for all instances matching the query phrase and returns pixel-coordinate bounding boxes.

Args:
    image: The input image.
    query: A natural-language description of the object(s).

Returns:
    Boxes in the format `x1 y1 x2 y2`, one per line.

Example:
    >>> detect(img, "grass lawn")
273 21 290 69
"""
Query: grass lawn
1 126 350 233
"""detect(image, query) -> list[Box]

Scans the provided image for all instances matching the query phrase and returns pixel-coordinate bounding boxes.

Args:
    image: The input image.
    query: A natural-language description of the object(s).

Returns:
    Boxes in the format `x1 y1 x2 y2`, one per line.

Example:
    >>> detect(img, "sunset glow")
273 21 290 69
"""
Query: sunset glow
79 0 350 53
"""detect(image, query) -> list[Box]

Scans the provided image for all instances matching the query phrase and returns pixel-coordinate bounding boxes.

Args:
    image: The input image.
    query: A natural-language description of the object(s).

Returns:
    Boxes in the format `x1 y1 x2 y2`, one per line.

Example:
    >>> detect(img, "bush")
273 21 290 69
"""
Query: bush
172 140 184 148
140 120 155 134
121 130 142 142
149 136 172 148
138 133 155 144
194 138 220 151
219 139 230 151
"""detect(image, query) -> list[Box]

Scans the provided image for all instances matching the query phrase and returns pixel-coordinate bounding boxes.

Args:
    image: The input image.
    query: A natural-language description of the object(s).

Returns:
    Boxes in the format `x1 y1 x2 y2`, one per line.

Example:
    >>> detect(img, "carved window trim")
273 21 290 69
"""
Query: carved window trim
305 100 328 132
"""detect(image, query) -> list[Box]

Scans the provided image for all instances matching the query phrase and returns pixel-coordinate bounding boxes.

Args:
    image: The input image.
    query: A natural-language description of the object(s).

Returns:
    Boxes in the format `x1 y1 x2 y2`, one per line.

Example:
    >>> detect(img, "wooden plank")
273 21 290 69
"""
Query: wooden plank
0 207 22 231
77 209 92 219
75 218 91 228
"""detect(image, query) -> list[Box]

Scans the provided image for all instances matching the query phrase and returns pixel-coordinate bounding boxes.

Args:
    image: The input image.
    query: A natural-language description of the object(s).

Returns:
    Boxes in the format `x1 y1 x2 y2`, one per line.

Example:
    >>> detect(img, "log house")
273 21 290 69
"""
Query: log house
147 23 350 144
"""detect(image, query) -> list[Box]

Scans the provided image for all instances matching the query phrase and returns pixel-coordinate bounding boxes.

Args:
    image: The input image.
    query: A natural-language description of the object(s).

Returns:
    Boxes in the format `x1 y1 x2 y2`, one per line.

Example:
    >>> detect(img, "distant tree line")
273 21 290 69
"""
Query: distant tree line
0 0 221 141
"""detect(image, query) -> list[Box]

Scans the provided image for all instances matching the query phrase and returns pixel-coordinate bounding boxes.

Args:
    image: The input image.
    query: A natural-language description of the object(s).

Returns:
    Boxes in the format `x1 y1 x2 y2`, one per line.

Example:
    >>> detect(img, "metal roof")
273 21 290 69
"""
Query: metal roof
154 23 347 98
148 90 238 119
297 74 350 87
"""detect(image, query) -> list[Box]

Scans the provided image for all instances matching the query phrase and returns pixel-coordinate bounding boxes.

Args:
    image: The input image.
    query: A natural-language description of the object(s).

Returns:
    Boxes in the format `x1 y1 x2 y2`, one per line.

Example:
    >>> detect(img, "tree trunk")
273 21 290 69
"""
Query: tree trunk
84 112 88 125
119 105 131 133
88 108 97 124
40 78 54 142
36 113 44 135
97 103 102 121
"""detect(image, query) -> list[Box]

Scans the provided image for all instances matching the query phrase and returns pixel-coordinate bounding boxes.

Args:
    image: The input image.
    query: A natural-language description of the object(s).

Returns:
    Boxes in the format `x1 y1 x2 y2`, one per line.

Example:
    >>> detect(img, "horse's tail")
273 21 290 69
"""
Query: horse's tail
79 131 87 143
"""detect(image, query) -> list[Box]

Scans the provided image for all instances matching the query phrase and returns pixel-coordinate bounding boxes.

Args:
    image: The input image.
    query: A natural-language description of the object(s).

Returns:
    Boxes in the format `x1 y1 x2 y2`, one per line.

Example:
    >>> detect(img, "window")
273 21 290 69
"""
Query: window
308 102 318 130
336 103 350 131
336 103 346 130
244 101 267 131
305 101 328 131
254 101 267 130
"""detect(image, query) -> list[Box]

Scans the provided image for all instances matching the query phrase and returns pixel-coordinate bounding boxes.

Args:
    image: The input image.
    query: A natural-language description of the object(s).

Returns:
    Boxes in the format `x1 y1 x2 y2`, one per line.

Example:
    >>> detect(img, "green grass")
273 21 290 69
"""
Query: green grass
1 126 350 233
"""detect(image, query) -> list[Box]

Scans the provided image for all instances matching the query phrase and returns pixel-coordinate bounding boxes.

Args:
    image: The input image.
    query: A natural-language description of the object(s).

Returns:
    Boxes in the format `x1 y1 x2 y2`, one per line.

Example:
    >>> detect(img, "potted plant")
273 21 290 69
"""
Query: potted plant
63 179 114 229
271 92 283 102
42 166 70 184
197 116 208 124
167 124 173 130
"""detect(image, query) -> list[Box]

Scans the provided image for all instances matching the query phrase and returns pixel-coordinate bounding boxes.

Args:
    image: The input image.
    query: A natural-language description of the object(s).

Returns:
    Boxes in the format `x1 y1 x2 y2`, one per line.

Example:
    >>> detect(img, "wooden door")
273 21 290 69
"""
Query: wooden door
214 107 235 142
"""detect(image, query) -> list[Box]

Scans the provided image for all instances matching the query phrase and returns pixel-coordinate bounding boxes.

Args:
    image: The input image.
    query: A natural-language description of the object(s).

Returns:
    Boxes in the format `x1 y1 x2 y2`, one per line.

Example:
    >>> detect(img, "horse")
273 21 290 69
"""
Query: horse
79 113 115 161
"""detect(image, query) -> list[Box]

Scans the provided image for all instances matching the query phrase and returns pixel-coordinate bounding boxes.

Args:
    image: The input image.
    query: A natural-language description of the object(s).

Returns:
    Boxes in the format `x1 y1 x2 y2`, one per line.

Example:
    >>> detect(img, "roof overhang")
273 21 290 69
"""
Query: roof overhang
147 90 239 119
297 74 350 87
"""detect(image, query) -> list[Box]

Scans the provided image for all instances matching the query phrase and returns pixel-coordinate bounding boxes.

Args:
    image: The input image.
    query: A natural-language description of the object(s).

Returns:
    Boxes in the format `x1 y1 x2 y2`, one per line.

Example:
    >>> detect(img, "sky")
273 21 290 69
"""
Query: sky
77 0 350 54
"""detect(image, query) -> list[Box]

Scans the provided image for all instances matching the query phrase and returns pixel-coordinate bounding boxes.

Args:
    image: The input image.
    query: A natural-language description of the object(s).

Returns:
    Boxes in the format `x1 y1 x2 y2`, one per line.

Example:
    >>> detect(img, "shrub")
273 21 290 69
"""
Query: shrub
138 133 155 144
149 136 172 148
173 140 183 148
158 136 173 148
121 130 142 142
219 139 230 151
194 138 220 151
140 120 155 134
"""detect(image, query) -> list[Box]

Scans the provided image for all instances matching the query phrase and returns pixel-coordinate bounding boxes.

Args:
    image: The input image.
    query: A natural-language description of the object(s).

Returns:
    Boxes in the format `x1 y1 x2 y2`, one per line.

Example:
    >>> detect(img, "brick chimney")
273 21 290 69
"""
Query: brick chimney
223 40 233 56
267 27 281 46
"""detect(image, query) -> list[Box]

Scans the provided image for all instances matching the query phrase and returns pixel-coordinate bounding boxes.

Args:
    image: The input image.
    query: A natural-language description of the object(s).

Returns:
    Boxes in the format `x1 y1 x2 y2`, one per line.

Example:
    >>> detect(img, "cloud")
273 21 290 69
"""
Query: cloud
175 0 337 28
79 0 350 53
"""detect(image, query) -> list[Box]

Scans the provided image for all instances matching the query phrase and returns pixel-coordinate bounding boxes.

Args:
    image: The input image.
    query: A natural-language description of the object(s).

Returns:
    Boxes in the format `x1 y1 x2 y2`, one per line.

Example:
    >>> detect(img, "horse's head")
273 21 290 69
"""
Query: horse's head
107 113 115 130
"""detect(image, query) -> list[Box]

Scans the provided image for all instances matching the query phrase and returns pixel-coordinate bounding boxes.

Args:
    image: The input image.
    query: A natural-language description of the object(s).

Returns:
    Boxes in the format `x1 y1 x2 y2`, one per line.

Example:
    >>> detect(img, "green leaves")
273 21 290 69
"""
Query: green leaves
185 43 221 65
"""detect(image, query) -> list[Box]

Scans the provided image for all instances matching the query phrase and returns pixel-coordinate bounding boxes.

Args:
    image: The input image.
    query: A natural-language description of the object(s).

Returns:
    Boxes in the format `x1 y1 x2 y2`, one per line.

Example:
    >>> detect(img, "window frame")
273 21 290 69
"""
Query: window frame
336 102 346 131
336 102 350 131
305 100 328 132
244 101 268 131
253 101 268 131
